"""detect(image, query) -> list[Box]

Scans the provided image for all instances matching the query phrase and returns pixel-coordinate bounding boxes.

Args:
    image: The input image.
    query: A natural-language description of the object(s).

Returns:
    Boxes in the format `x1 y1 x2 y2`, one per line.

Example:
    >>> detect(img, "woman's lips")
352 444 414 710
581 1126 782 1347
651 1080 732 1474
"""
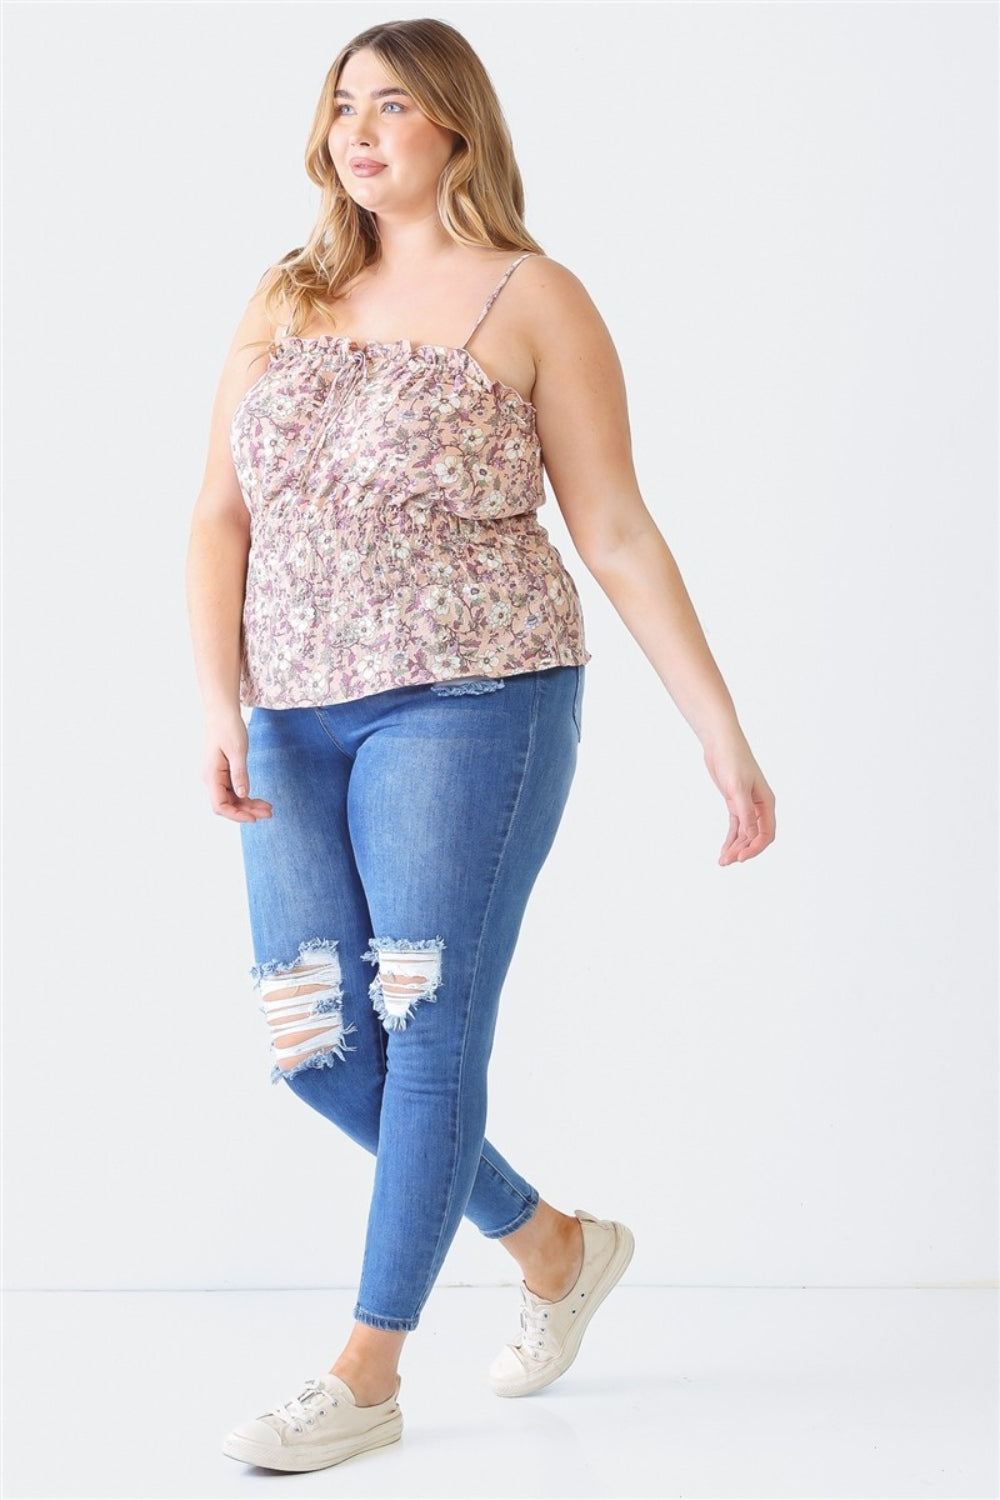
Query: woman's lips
350 161 386 177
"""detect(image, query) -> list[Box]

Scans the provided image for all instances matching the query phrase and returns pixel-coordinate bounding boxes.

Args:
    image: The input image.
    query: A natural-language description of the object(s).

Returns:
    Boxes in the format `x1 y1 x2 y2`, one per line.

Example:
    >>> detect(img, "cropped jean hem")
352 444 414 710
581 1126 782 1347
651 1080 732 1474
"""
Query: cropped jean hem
478 1186 541 1240
353 1305 420 1333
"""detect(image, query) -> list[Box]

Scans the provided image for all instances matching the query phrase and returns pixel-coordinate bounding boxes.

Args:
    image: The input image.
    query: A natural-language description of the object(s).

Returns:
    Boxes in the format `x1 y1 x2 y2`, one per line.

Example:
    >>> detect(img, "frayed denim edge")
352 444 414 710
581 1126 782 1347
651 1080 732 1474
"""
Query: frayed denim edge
361 936 446 1033
270 1028 357 1086
250 938 357 1084
429 677 505 696
249 936 341 986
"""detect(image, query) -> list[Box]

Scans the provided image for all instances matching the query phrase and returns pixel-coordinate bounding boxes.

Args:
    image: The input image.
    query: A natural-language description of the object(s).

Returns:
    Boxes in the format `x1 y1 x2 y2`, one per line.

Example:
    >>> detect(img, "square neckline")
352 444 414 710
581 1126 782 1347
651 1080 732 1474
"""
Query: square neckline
269 253 538 413
272 333 537 415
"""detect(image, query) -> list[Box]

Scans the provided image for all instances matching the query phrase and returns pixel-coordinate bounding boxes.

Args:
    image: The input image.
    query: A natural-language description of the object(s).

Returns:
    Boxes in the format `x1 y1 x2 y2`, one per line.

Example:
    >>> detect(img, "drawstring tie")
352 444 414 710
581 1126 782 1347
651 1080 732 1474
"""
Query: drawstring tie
297 344 368 497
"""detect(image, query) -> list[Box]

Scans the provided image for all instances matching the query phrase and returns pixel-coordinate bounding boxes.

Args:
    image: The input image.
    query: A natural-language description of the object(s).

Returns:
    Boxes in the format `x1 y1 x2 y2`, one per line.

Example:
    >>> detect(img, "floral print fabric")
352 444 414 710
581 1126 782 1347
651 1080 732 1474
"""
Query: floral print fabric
230 313 591 708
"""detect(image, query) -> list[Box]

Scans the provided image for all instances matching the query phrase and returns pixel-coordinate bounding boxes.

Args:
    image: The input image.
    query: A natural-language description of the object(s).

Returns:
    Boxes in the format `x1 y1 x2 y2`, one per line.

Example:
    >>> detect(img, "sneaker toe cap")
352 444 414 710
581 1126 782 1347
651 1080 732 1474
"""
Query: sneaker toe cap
228 1417 282 1448
489 1345 528 1385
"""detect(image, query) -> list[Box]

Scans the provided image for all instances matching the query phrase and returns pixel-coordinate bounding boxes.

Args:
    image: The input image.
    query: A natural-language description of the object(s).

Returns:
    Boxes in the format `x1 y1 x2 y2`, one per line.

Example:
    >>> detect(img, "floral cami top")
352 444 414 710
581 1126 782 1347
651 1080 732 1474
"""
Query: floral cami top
230 253 591 709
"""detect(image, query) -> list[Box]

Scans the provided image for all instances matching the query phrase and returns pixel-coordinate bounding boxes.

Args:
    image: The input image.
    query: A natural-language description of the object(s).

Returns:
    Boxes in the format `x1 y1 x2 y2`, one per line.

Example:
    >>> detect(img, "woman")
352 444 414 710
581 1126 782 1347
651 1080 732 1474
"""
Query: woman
186 15 775 1475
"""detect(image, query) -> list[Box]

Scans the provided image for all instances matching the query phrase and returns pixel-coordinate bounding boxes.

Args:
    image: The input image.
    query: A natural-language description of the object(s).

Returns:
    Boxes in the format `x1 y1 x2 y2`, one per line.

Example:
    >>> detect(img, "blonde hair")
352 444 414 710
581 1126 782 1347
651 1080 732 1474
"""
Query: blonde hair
245 17 544 356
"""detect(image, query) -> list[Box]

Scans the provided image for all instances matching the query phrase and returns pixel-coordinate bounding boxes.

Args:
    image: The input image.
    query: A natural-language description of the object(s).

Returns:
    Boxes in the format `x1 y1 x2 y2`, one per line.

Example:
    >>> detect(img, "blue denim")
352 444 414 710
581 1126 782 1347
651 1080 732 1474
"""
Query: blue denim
239 664 585 1332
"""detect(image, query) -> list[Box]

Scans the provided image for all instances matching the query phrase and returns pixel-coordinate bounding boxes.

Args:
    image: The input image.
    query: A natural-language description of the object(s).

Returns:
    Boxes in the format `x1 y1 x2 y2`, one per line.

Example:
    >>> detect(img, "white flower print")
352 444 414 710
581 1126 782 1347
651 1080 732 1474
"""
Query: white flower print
434 455 462 487
266 394 299 421
423 586 454 618
368 385 399 415
288 602 315 633
350 452 379 484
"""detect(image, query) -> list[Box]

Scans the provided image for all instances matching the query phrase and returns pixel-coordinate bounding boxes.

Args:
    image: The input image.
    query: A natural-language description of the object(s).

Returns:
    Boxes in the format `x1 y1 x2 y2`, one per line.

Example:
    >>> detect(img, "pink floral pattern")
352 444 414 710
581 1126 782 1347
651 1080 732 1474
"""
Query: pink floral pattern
230 333 591 708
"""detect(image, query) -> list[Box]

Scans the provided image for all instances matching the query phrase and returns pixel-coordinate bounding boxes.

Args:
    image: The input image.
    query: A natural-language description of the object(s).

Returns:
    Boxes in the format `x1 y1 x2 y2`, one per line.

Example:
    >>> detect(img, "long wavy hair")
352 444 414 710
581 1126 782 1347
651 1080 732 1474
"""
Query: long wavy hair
244 17 544 358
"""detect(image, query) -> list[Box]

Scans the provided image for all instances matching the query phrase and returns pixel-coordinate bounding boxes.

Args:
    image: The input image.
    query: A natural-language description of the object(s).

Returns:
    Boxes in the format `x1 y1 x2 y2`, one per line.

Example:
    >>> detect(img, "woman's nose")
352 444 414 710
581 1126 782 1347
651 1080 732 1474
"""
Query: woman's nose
349 113 377 148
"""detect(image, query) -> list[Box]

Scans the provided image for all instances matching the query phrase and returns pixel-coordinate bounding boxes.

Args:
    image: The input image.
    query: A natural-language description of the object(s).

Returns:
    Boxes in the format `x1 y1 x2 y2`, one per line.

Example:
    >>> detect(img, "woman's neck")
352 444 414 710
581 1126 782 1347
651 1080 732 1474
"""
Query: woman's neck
368 208 461 278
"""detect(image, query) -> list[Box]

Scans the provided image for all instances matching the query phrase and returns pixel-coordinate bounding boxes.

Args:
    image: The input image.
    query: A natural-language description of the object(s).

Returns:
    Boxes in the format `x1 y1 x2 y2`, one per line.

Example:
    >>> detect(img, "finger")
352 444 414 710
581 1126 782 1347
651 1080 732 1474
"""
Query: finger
227 754 249 800
719 806 765 864
743 796 776 843
212 789 266 822
207 773 249 821
718 809 742 856
733 796 766 843
236 798 273 819
216 806 258 823
210 785 273 822
729 807 775 862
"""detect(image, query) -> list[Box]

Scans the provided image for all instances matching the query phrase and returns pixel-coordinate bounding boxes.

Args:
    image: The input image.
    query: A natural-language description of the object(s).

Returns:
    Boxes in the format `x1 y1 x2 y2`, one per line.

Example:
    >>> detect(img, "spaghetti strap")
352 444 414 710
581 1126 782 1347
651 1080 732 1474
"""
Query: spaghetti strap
461 253 535 348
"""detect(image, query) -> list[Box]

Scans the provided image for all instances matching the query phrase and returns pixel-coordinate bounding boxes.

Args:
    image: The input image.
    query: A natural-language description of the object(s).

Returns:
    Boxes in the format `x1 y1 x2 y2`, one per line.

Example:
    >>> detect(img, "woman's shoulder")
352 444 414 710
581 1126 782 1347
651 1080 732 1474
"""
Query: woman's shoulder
247 248 303 332
516 253 596 305
512 255 605 339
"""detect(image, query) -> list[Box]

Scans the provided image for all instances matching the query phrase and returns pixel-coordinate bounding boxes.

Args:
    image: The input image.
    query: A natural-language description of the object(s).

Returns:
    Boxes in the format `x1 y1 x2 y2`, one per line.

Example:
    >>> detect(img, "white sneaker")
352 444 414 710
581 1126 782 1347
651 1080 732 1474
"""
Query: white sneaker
488 1207 634 1397
222 1371 403 1472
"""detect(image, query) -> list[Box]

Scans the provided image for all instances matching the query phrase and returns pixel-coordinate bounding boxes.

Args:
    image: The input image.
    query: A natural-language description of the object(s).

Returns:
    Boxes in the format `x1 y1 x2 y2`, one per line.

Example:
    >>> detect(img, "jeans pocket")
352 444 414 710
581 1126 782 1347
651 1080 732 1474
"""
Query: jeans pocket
571 666 585 742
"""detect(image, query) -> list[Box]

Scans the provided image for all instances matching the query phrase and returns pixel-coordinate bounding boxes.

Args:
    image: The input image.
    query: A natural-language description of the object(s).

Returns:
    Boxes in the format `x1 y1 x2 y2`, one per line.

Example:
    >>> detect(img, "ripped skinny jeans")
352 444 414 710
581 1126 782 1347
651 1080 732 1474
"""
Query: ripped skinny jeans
238 664 584 1332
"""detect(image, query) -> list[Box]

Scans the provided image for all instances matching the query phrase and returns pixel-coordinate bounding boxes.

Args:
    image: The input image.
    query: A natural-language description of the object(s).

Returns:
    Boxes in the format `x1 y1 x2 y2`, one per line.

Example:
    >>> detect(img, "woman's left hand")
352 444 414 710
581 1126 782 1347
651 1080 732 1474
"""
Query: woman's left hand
702 729 777 866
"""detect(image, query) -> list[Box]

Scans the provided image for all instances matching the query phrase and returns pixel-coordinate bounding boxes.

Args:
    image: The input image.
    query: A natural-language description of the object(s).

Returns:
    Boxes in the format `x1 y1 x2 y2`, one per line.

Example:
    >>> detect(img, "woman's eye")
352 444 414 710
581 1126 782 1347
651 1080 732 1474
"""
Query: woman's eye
334 101 403 117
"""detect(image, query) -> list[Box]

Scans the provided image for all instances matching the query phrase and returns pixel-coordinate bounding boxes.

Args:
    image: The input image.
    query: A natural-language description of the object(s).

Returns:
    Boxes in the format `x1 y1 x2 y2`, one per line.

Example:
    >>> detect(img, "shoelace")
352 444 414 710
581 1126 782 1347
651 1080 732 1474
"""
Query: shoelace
518 1297 552 1360
272 1378 339 1431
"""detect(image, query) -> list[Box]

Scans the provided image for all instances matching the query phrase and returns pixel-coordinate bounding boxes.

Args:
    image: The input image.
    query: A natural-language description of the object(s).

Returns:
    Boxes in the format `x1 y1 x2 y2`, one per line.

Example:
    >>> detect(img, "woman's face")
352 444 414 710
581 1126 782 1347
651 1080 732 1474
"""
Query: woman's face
328 48 459 218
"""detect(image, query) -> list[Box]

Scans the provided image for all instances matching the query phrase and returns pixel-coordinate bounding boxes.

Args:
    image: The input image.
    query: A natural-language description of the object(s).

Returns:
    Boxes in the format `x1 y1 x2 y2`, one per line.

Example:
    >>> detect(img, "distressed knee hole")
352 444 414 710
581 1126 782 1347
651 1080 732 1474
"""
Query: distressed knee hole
429 676 505 696
250 939 357 1084
361 936 446 1032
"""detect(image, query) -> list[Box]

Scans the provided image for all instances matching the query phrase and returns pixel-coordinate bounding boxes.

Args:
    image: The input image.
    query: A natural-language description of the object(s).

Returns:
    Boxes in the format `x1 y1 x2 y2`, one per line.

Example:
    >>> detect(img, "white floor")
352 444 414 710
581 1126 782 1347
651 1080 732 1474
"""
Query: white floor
2 1285 995 1499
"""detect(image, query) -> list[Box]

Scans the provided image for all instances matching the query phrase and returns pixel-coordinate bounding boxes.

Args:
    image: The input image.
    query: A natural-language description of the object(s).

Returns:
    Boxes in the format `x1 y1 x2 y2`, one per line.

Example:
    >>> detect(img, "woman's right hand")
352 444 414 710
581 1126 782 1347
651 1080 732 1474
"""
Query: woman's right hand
202 711 273 823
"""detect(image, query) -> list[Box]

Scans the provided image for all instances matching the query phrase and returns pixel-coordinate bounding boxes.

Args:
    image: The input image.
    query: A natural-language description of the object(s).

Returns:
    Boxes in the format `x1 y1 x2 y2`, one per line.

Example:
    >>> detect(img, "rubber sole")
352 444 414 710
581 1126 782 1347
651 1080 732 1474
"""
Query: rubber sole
491 1219 636 1398
222 1413 403 1472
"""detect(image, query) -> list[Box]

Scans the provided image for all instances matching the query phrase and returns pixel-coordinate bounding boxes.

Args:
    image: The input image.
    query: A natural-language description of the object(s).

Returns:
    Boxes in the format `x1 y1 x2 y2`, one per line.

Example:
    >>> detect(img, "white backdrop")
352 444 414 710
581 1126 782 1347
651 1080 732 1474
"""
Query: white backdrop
2 1 996 1298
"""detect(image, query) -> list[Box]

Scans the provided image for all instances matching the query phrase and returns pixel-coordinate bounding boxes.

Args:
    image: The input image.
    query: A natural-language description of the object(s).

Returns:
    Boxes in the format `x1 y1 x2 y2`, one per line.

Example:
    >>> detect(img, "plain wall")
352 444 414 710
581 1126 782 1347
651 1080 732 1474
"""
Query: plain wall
2 1 996 1296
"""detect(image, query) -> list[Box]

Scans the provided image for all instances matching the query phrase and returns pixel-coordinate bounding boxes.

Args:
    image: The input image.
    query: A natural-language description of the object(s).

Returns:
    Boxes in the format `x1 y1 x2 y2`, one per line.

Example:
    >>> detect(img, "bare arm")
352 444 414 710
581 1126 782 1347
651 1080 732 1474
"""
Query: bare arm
185 289 275 823
521 259 776 865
